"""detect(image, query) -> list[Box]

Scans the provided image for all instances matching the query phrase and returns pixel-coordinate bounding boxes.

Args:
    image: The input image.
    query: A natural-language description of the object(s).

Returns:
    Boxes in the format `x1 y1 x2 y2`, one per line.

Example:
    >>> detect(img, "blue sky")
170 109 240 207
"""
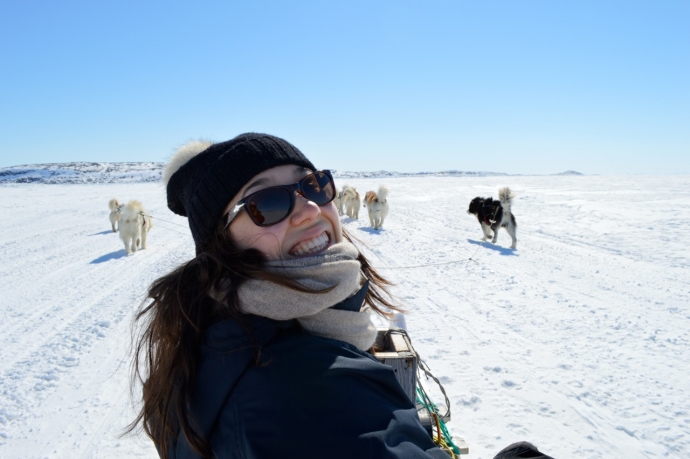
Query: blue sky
1 1 688 174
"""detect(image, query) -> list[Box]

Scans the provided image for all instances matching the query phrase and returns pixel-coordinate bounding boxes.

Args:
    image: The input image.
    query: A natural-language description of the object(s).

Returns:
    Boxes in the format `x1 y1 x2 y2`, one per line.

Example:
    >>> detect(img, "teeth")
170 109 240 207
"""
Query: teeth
292 232 330 256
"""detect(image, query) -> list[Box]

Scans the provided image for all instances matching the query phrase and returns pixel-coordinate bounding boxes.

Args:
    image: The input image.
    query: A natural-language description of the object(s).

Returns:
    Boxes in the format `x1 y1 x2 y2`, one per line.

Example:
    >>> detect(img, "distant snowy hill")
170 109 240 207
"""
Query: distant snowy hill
0 162 164 184
334 170 509 179
0 163 512 184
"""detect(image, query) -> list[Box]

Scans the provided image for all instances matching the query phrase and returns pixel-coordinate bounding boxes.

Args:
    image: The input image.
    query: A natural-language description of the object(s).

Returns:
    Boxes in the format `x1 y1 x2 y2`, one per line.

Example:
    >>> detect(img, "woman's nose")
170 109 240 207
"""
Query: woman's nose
289 191 320 225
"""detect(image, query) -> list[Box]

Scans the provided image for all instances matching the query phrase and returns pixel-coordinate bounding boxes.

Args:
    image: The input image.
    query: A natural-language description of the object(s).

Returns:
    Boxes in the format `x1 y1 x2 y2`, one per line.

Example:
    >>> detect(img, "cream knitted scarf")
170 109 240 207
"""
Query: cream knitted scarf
237 242 377 351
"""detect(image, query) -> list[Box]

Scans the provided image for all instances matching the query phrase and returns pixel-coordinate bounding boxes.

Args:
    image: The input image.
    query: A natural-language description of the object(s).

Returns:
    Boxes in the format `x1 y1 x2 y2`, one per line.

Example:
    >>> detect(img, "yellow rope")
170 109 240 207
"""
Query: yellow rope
431 412 457 458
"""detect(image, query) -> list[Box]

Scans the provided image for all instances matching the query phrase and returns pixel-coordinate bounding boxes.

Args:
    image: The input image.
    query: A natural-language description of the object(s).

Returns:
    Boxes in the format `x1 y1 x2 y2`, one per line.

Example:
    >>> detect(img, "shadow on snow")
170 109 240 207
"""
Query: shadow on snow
90 249 128 263
468 239 518 256
88 230 115 236
357 227 385 235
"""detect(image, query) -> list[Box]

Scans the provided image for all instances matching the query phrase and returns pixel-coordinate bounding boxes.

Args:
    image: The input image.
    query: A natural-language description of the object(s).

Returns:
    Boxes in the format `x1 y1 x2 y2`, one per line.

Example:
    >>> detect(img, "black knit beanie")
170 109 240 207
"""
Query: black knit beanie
164 133 316 252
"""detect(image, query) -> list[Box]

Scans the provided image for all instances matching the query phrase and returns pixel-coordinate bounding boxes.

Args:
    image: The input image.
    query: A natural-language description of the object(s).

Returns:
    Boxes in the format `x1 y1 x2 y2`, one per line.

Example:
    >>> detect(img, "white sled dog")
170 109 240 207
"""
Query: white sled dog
342 186 361 219
334 188 346 216
338 185 353 216
108 198 123 232
364 185 389 230
467 187 517 249
119 200 153 255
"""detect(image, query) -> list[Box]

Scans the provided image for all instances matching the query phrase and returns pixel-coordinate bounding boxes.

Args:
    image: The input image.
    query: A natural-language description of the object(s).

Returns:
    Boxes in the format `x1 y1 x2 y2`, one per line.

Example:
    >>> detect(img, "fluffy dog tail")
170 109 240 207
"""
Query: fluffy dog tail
498 187 514 204
108 198 120 212
377 185 389 203
364 191 376 207
122 200 144 218
343 186 358 199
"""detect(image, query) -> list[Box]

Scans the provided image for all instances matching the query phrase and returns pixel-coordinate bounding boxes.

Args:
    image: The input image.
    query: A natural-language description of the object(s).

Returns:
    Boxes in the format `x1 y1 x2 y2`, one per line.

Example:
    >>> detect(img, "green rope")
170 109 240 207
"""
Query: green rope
386 328 462 455
416 387 461 456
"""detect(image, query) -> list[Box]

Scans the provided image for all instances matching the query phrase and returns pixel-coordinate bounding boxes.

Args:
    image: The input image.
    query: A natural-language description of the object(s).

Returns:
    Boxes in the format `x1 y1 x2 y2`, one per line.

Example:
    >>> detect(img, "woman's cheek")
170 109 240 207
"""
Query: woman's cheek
230 218 283 260
326 203 343 243
253 232 284 260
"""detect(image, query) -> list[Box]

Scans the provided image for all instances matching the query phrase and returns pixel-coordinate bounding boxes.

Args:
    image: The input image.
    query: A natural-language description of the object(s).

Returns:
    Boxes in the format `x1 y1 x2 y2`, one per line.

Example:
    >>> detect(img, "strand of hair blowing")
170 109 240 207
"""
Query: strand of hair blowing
126 222 399 459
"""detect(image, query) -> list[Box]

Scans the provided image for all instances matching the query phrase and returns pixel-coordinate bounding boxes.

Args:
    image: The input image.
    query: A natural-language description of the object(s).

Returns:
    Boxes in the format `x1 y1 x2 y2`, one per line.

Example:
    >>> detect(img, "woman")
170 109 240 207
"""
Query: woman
129 133 451 458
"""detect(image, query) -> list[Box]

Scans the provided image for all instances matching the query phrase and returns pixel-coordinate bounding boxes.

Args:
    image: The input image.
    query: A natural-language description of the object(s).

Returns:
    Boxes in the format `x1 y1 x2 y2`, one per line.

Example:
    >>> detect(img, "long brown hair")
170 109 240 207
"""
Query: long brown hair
127 220 399 458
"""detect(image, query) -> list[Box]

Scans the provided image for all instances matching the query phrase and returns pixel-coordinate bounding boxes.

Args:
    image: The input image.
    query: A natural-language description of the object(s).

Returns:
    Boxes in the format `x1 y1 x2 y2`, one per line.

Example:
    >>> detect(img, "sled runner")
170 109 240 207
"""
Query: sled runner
374 328 469 456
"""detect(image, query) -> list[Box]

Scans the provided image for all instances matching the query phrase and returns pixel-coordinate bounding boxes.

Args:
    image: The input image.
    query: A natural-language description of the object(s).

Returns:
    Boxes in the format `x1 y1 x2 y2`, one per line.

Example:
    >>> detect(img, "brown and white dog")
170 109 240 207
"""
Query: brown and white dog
364 185 389 230
467 187 517 249
108 198 123 232
119 200 153 255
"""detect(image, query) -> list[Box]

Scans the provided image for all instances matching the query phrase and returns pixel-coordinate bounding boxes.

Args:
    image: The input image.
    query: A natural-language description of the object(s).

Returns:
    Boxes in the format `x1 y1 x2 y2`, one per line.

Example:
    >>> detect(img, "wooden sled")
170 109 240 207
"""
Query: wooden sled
374 327 469 456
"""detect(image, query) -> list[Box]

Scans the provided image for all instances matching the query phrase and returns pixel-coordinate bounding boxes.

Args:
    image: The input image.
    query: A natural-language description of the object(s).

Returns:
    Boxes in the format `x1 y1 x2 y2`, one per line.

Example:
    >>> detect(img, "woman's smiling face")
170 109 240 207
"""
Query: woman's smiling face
224 165 342 261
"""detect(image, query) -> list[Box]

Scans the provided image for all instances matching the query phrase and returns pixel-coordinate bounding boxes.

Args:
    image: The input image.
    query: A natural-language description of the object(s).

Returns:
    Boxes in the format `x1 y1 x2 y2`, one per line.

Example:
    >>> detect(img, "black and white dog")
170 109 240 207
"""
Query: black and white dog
467 187 517 249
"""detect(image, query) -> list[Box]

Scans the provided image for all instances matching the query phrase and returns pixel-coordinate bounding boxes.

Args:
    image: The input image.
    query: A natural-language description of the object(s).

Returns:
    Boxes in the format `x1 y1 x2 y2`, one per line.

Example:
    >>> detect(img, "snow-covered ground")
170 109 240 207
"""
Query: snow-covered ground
1 174 688 459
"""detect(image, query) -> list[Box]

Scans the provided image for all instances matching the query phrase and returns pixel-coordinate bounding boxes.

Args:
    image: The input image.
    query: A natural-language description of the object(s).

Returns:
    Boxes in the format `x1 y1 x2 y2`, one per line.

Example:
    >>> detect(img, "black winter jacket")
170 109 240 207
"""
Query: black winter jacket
171 306 449 458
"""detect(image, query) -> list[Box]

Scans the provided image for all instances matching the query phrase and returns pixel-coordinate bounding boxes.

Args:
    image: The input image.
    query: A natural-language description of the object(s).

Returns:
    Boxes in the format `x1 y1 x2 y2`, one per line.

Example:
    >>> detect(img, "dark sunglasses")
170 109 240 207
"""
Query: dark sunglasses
224 170 336 228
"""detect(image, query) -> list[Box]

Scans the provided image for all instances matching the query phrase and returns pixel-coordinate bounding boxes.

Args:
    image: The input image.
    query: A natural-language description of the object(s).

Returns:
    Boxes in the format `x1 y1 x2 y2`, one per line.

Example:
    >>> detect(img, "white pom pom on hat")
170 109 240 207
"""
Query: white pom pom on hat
162 139 215 186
